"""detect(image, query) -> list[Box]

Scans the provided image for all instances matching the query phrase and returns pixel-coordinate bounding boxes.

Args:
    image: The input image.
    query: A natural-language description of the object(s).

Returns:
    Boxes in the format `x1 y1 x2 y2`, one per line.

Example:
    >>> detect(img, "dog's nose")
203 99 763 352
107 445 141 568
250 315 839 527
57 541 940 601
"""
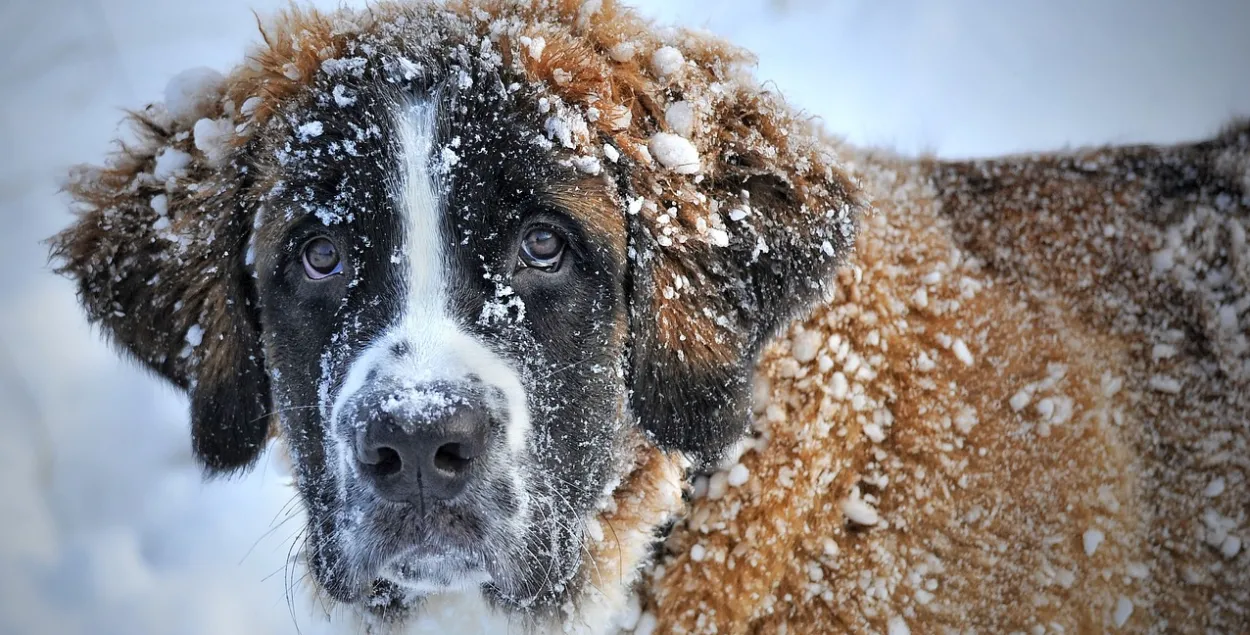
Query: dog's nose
353 395 490 503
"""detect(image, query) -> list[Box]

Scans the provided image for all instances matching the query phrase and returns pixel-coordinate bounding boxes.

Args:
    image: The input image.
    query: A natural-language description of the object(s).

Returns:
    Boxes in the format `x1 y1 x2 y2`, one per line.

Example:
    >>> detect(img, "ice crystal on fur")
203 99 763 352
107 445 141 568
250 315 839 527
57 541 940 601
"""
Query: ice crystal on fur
654 123 1250 634
50 1 1250 634
192 117 235 165
164 66 226 124
647 133 699 174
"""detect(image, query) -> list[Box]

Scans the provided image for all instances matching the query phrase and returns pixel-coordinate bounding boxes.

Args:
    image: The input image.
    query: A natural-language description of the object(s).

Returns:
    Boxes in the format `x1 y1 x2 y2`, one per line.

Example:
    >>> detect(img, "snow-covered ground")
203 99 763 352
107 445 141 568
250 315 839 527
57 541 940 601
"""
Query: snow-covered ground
1 1 1247 633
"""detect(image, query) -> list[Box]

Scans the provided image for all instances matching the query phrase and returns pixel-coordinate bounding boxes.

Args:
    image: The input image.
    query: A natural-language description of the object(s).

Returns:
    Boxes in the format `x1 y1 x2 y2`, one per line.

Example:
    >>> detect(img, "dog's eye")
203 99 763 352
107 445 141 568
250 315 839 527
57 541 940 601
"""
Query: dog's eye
519 227 565 271
302 237 343 279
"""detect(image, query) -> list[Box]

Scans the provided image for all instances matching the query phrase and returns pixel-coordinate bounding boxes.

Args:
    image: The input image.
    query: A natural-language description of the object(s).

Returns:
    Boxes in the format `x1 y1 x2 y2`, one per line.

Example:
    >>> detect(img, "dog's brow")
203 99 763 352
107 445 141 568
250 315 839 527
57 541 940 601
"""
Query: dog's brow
546 181 625 255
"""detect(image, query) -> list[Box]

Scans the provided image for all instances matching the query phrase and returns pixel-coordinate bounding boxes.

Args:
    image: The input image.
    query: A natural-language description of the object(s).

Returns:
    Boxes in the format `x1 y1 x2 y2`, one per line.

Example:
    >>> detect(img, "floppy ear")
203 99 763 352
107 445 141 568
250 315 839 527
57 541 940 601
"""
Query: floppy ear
622 97 862 463
51 103 271 475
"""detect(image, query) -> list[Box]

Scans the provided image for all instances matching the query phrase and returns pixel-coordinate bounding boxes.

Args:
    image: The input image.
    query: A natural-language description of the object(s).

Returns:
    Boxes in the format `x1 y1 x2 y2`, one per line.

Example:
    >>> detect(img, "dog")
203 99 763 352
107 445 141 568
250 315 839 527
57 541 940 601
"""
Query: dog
51 0 1248 633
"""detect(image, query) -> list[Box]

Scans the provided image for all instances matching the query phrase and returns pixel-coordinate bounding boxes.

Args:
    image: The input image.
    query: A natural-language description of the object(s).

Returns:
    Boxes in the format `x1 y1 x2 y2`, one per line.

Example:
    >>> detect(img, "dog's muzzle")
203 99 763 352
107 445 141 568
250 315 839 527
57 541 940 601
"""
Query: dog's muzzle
351 381 493 505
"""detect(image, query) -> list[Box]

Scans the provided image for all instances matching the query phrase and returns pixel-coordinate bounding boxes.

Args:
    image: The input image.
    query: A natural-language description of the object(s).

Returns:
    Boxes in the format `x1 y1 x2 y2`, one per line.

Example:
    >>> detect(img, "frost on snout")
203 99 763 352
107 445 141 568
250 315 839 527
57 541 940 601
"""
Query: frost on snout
326 368 531 597
337 376 513 507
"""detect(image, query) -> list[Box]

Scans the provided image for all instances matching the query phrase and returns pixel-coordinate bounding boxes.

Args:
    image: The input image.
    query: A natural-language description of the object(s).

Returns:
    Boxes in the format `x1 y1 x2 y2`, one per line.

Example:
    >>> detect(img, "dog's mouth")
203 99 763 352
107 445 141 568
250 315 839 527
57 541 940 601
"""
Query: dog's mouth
304 467 539 603
304 479 589 614
343 500 511 588
306 514 503 605
379 544 493 593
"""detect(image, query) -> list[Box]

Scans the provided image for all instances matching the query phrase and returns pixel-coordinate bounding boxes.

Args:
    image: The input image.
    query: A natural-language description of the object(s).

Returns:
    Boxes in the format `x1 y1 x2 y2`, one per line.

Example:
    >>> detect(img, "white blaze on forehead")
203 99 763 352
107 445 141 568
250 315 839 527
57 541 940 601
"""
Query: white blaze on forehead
329 99 531 455
396 100 446 321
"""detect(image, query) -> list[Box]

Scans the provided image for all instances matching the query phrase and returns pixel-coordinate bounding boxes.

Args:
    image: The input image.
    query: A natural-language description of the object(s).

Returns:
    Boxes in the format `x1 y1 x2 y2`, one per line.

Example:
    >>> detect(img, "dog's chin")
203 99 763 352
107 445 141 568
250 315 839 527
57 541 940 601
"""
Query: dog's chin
325 509 527 607
379 548 493 594
338 527 586 614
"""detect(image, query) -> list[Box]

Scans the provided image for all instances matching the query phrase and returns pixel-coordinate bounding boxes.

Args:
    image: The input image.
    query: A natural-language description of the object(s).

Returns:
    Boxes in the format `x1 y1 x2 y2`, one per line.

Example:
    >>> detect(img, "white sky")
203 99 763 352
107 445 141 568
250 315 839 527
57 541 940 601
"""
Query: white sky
0 1 1247 633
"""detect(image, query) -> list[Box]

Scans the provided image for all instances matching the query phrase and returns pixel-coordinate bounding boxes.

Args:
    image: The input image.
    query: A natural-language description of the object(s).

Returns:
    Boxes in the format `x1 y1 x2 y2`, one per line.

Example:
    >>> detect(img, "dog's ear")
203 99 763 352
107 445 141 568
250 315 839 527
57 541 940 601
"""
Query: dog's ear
489 7 863 462
460 1 861 462
51 105 271 475
621 95 862 464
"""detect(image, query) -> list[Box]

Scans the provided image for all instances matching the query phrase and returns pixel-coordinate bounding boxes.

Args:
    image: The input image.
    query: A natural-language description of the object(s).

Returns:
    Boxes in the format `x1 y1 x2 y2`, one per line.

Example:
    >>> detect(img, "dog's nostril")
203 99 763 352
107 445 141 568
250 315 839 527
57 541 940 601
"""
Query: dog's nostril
353 393 490 502
433 442 472 473
372 446 403 478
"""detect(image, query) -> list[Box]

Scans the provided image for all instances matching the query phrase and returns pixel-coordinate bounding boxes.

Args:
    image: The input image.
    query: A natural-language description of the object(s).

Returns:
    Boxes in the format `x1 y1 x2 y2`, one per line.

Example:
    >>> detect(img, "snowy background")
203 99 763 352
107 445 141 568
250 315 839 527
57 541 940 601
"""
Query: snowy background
2 1 1248 633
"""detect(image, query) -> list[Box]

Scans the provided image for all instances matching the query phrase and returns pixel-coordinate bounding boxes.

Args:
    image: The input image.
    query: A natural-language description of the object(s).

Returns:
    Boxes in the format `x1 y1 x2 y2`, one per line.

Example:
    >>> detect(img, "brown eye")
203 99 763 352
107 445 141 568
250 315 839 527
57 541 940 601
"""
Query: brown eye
519 227 565 271
302 237 342 279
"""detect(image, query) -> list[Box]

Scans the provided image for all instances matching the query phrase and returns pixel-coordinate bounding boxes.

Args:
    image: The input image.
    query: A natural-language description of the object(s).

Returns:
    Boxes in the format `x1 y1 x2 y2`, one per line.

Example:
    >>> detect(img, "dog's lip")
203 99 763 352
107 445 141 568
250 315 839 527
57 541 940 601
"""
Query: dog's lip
332 493 519 594
378 546 492 592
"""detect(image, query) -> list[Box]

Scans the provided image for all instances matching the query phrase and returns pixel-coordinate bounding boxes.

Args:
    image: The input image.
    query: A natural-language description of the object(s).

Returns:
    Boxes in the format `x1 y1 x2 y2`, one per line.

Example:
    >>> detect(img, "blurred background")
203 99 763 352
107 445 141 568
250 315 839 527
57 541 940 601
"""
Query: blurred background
1 0 1247 633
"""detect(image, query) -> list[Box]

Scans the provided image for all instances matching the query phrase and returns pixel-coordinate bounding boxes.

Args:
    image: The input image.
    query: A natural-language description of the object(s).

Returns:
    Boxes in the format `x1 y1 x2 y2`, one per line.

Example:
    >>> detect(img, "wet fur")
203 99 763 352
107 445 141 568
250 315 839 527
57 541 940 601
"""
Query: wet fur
648 126 1250 633
50 1 1249 633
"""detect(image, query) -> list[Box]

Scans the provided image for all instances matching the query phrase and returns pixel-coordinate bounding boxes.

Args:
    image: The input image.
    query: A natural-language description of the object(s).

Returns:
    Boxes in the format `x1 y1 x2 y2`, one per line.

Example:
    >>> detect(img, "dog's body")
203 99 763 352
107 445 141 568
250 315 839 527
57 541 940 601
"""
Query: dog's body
646 134 1250 633
51 1 1247 633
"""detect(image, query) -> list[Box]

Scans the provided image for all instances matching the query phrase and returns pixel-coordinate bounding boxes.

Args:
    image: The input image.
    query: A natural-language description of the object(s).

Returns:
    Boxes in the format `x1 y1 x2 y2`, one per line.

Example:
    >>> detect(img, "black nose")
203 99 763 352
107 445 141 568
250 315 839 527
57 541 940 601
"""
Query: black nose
353 394 491 503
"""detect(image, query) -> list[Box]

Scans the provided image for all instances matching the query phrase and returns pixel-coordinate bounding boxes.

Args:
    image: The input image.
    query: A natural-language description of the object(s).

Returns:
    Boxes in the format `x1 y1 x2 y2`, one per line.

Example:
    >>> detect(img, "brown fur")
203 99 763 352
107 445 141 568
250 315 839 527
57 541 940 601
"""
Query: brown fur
551 183 628 257
642 129 1250 633
50 1 1249 632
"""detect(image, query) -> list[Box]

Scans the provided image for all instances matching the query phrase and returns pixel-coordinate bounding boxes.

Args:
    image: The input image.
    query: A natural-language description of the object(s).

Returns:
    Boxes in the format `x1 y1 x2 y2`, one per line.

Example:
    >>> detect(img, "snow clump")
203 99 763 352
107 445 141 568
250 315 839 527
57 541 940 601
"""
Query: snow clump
163 67 225 125
649 133 700 174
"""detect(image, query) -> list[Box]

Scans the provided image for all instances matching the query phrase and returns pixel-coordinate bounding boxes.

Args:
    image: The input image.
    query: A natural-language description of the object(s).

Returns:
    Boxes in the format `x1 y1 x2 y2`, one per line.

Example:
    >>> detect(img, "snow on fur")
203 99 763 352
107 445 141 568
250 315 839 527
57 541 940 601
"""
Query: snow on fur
48 0 1250 634
52 0 861 633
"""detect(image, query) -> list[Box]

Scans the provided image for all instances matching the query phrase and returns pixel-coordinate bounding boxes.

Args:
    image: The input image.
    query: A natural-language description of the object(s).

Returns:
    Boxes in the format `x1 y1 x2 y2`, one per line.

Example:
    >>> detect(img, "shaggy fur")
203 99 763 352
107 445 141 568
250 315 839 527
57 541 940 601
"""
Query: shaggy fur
51 0 1248 633
645 126 1250 633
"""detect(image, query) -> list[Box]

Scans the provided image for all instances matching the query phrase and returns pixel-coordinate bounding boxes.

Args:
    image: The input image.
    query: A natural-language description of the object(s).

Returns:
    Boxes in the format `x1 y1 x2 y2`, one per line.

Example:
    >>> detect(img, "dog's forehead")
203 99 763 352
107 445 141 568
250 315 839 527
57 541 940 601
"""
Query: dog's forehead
247 65 623 250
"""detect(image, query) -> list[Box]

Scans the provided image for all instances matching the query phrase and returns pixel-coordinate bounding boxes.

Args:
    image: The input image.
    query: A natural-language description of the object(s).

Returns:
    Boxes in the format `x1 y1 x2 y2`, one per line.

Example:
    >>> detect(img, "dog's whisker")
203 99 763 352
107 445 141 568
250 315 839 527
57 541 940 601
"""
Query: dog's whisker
530 355 600 383
241 503 303 566
247 404 325 426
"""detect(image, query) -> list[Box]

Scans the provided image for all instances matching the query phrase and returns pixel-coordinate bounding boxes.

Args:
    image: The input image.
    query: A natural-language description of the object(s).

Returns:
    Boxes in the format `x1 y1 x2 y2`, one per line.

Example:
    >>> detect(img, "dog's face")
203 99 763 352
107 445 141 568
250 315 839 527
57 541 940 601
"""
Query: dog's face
51 1 860 628
251 71 633 608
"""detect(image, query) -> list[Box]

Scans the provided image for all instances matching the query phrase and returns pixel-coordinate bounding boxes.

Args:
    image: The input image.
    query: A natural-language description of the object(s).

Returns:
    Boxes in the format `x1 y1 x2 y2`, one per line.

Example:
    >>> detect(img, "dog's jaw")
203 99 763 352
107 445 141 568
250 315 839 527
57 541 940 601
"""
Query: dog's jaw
323 441 688 635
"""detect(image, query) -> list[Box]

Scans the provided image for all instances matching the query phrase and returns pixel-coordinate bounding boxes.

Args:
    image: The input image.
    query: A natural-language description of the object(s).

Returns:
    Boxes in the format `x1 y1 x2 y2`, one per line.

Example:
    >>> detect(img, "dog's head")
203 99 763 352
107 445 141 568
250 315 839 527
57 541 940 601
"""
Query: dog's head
51 0 859 629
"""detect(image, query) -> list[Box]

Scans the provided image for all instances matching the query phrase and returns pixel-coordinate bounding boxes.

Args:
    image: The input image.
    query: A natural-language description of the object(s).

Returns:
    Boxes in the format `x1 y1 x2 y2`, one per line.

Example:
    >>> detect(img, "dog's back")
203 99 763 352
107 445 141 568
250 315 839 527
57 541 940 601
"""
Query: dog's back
44 0 1245 629
642 123 1250 634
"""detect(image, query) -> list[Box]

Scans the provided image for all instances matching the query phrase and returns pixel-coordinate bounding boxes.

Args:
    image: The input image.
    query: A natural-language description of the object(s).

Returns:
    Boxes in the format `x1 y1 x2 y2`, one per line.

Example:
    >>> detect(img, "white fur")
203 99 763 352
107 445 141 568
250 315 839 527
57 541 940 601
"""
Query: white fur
329 98 531 452
396 100 445 328
325 100 536 613
339 590 520 635
400 592 518 633
366 591 616 635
